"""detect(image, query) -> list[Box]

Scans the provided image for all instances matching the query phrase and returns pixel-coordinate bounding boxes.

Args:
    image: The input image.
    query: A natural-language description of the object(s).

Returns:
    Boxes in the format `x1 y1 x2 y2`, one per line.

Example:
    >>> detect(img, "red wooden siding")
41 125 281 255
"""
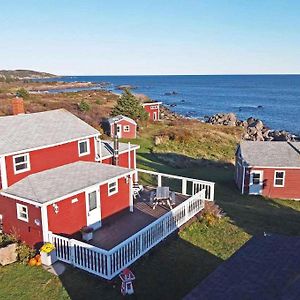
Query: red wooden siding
100 177 130 220
101 150 135 169
47 192 87 236
110 120 136 139
143 104 160 121
5 137 96 187
0 195 43 247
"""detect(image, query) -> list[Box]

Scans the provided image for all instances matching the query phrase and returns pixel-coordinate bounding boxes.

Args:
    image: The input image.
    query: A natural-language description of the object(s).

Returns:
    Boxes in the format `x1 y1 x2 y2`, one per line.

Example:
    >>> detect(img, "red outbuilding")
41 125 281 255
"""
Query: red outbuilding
0 100 139 247
142 102 161 121
235 141 300 200
102 115 137 139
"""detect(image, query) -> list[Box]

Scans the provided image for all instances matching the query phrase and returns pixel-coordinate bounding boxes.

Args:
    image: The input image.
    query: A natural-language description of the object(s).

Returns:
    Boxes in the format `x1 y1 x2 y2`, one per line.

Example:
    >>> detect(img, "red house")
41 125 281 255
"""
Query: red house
235 141 300 200
0 103 138 247
102 115 137 139
142 102 161 121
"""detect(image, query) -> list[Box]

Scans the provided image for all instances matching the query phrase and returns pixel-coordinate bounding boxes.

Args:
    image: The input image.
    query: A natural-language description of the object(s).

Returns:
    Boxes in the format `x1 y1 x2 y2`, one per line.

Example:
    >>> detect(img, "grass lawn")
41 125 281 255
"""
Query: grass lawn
1 123 300 299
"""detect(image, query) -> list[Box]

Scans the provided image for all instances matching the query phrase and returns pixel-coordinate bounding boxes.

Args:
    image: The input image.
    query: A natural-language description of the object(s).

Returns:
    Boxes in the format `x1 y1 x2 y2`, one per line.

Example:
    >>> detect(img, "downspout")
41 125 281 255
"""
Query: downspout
113 122 119 166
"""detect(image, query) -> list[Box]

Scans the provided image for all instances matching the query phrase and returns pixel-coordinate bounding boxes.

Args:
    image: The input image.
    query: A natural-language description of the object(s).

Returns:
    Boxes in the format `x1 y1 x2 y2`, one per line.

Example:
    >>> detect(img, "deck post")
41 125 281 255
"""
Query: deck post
129 175 134 212
107 253 112 279
69 239 75 265
210 183 215 201
158 174 162 187
181 179 187 195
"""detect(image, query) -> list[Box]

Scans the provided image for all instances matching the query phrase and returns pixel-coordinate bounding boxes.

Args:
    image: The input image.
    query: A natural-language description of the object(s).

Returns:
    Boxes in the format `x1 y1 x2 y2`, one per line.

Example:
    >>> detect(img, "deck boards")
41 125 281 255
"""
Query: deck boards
85 189 188 250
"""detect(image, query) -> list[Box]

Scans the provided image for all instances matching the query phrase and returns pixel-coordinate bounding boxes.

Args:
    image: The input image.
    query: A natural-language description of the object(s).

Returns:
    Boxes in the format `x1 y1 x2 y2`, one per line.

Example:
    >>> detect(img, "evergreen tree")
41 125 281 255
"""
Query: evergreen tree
111 89 148 121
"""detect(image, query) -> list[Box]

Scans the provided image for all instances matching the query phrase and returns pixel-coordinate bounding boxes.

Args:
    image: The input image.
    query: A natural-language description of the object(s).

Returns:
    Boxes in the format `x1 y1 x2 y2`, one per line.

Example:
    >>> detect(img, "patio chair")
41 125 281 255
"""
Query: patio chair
149 191 155 206
170 191 176 206
133 182 144 192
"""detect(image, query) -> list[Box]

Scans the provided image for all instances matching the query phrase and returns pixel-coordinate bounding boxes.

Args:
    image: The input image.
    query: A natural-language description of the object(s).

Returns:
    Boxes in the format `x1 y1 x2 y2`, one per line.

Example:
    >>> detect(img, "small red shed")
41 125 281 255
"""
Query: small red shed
102 115 137 139
142 102 162 121
235 141 300 200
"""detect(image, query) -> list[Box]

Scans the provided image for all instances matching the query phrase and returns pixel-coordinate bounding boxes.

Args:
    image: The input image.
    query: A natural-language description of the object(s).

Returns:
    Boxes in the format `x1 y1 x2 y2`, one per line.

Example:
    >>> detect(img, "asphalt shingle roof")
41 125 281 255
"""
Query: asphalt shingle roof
0 109 99 155
184 235 300 300
100 140 139 158
106 115 137 125
2 161 133 204
239 141 300 168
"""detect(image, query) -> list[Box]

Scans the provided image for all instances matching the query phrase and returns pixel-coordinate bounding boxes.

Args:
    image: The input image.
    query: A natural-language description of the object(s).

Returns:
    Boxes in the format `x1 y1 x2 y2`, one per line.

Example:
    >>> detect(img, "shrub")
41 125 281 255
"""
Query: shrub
17 242 35 263
200 202 225 226
111 89 149 122
95 99 103 105
78 100 90 112
0 233 18 248
16 88 30 100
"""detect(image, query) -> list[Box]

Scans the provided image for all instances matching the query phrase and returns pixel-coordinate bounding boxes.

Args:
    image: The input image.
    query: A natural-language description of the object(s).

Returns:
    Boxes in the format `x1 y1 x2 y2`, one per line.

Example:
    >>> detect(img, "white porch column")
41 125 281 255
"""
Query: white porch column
41 205 49 242
129 175 134 212
0 156 8 189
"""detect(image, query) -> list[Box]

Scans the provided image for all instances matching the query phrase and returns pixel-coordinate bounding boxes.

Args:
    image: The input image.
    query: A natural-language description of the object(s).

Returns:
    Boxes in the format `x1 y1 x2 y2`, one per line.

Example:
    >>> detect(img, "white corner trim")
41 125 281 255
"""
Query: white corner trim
128 142 131 168
0 156 8 189
241 166 246 194
41 205 49 242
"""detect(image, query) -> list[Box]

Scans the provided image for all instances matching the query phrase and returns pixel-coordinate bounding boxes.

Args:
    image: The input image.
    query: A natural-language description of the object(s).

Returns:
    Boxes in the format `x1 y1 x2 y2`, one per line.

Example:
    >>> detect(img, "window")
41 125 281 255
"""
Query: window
88 191 97 211
274 171 285 187
150 105 157 109
78 139 90 156
16 203 28 222
13 153 30 174
108 180 118 196
252 173 261 185
124 125 130 132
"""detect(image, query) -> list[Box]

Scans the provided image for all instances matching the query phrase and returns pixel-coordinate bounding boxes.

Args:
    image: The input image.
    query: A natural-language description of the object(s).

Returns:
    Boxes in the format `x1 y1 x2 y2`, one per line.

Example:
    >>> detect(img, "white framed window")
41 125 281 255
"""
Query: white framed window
16 203 28 222
78 139 90 156
124 125 130 132
274 170 285 187
13 153 30 174
108 180 118 196
150 105 157 109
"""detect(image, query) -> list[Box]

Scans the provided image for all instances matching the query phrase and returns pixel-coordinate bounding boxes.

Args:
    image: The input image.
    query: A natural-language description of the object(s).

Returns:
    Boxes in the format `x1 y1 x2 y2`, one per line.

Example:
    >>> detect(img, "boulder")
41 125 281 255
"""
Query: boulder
154 135 169 146
0 243 18 266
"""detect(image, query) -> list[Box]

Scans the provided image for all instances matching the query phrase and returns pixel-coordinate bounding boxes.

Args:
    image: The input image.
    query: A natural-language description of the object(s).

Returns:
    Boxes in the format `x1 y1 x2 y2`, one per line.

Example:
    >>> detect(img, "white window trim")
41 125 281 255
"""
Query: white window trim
274 170 285 187
108 179 118 196
13 153 31 174
124 125 130 132
16 203 29 222
78 139 90 157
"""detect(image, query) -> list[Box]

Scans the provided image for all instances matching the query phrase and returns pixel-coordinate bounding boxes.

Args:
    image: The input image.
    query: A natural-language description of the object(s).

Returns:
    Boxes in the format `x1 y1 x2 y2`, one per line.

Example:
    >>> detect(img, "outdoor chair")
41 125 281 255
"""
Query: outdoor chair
149 191 155 206
170 191 176 206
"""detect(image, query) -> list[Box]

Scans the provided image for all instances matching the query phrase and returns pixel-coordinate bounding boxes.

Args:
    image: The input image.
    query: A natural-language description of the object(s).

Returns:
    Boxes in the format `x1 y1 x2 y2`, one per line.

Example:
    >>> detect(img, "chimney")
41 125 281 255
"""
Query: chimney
12 97 25 115
112 122 119 166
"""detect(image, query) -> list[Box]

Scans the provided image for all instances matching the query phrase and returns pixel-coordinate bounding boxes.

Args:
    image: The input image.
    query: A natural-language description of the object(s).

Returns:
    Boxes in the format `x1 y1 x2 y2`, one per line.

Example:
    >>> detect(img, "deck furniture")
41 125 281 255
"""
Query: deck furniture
152 186 173 210
132 182 144 199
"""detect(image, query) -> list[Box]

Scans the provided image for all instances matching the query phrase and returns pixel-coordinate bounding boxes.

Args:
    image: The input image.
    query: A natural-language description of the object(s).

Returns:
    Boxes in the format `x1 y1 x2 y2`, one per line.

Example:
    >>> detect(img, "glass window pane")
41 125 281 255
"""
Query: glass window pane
15 156 26 164
80 142 87 154
16 163 27 171
88 191 97 211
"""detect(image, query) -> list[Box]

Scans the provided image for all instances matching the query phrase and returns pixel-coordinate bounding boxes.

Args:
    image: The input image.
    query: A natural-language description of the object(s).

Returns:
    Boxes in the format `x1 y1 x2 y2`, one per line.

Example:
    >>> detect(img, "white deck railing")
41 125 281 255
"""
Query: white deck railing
137 168 215 201
49 189 206 280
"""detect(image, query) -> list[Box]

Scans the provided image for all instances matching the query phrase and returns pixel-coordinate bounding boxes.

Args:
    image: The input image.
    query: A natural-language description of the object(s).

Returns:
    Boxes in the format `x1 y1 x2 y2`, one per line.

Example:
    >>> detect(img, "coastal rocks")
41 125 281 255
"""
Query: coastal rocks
206 113 296 142
116 84 137 90
164 91 178 96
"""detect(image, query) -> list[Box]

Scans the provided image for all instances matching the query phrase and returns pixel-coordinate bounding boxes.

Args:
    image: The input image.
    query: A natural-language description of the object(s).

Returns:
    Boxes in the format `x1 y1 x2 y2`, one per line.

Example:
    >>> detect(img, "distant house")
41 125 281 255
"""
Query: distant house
235 141 300 199
102 115 137 139
142 102 162 121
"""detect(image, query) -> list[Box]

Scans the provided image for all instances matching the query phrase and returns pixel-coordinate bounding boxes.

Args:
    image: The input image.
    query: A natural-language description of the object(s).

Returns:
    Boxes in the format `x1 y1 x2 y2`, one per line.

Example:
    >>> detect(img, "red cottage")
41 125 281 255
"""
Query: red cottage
0 105 137 247
142 102 162 121
235 141 300 200
102 115 137 139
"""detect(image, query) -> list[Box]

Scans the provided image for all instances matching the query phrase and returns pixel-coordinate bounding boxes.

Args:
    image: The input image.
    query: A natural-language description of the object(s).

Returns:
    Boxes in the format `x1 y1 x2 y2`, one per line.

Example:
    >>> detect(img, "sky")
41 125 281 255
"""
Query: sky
1 0 300 75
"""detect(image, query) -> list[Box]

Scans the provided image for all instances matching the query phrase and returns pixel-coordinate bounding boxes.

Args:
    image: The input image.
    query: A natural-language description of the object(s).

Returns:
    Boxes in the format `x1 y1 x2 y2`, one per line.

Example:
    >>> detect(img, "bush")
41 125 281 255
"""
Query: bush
111 89 148 122
0 233 18 248
200 202 225 226
78 100 90 112
17 242 35 263
16 88 30 100
95 99 103 105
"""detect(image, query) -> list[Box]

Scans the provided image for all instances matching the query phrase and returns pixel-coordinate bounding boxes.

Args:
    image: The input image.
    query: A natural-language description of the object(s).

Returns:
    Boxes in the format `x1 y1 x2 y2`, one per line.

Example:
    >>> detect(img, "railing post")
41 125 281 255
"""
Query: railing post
210 183 215 201
48 231 53 243
70 239 75 265
107 253 112 279
181 178 187 195
158 174 162 187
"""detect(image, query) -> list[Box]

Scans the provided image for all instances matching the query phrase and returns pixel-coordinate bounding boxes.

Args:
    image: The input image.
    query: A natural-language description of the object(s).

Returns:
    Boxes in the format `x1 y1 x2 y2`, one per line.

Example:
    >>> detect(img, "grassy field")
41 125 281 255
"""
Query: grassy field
1 105 300 299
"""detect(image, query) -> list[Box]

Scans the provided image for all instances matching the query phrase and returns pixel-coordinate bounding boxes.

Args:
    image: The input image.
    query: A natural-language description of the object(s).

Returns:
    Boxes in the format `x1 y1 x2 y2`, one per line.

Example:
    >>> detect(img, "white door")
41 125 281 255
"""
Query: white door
153 112 157 121
85 188 101 230
249 171 263 195
117 124 122 138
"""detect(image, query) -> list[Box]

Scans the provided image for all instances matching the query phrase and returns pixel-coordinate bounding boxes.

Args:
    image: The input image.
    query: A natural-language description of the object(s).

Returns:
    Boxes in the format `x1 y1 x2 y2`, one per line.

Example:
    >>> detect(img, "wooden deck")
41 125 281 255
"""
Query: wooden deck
83 188 188 250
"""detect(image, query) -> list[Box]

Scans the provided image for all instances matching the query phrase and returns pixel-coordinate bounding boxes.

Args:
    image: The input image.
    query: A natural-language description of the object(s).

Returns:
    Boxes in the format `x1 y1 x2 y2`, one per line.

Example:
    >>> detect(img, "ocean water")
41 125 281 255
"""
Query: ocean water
44 75 300 135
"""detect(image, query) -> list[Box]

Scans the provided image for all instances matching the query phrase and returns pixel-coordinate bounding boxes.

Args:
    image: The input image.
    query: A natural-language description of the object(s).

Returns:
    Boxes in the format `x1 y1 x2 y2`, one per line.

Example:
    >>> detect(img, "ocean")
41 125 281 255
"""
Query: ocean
44 75 300 135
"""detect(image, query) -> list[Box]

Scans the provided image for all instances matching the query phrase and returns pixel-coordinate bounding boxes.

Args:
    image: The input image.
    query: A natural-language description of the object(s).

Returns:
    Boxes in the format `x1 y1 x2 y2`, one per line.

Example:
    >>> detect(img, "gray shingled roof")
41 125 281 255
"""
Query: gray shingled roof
106 115 137 125
239 141 300 167
100 140 139 158
184 235 300 300
0 109 99 155
2 161 133 204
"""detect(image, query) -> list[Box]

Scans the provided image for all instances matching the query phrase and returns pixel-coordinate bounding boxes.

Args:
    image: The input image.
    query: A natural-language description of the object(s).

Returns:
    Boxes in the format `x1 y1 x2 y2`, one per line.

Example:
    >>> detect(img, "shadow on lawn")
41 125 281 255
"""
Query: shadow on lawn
138 152 300 237
58 236 222 300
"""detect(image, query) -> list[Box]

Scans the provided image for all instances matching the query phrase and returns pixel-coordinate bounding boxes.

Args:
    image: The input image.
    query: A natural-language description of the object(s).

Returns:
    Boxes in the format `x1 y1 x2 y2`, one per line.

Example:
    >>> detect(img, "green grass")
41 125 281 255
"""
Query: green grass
1 122 300 299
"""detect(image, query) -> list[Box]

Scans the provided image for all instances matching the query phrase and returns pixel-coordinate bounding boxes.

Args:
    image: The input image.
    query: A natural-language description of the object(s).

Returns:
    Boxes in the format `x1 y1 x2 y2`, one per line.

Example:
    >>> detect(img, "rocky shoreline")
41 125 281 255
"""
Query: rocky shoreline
205 113 298 141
